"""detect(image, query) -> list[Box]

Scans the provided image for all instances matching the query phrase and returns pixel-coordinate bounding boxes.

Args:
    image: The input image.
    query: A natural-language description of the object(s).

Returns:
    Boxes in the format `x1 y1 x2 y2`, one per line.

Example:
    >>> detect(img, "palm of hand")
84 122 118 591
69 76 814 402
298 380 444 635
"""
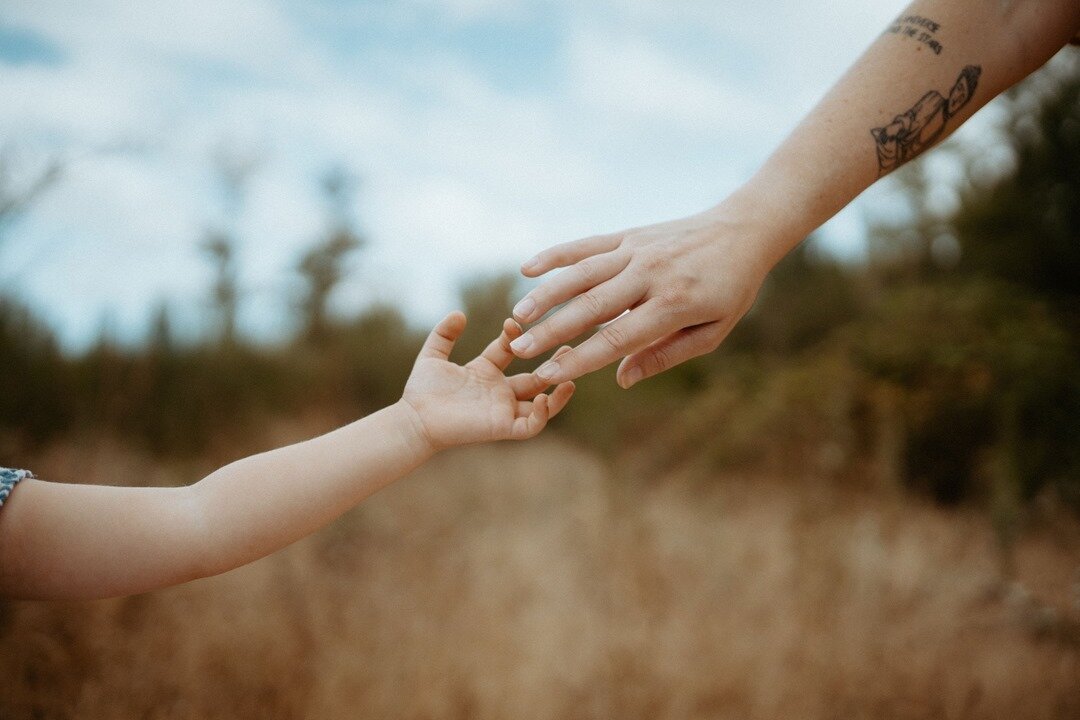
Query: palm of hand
401 313 574 450
403 356 517 448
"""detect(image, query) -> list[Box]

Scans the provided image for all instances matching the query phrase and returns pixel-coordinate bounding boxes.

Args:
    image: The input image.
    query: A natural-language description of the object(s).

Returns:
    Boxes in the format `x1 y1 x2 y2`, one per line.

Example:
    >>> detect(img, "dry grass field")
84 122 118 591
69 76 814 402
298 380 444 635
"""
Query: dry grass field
2 433 1079 719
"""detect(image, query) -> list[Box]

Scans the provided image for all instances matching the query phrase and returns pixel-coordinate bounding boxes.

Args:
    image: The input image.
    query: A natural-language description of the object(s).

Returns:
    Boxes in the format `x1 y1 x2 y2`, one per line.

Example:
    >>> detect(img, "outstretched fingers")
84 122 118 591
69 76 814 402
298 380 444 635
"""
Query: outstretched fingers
616 320 729 388
507 346 573 399
510 275 645 359
417 311 467 361
520 233 621 278
513 250 630 324
532 301 678 384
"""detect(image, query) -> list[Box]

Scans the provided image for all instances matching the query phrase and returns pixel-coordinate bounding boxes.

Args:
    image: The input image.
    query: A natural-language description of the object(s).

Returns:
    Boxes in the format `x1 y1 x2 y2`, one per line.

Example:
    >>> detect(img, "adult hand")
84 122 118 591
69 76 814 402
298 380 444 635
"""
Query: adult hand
509 202 787 388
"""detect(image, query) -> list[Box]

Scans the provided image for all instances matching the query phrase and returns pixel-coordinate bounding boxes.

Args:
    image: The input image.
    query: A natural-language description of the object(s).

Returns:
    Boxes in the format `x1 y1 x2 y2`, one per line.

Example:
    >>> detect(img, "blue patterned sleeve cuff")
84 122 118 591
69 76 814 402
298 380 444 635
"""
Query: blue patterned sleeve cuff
0 467 33 509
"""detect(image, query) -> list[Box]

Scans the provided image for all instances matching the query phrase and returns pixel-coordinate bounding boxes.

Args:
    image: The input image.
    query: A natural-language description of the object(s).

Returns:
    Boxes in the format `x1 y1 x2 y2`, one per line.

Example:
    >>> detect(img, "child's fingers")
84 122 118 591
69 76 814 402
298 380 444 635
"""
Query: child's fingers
508 346 574 399
508 372 545 399
477 318 522 370
418 312 467 361
547 381 575 418
510 392 549 440
511 385 571 439
516 386 571 419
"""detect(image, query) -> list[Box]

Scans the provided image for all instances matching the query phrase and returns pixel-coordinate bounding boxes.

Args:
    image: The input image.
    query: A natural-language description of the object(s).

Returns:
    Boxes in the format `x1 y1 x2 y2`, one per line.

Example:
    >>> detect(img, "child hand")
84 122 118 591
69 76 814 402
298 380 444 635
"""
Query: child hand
401 312 575 451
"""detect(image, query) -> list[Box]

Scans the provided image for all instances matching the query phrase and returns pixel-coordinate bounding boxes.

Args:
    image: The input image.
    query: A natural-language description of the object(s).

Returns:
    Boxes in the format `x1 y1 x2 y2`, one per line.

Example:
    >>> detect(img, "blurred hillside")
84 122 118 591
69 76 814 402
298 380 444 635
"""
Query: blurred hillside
1 52 1079 720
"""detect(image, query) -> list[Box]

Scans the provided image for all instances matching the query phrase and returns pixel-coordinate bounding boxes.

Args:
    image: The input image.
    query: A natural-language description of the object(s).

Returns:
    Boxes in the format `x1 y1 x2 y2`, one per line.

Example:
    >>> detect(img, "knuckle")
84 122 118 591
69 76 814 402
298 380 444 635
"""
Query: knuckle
576 290 605 318
671 270 698 295
597 324 627 354
528 287 550 310
576 258 599 285
652 289 674 308
554 349 578 372
660 271 699 308
649 346 672 374
639 249 668 273
653 290 684 315
621 229 646 249
525 320 551 346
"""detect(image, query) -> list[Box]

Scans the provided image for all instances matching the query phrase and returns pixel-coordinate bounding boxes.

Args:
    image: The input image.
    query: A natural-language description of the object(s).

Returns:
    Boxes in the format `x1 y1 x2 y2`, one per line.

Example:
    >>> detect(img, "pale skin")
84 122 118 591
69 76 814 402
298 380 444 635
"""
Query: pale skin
510 0 1080 388
0 313 574 601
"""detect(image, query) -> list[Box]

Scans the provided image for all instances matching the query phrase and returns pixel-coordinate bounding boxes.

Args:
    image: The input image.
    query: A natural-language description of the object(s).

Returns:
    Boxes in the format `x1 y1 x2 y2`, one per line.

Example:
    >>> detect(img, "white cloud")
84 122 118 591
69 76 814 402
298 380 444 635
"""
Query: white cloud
567 30 777 138
2 0 934 346
5 0 312 78
584 0 900 111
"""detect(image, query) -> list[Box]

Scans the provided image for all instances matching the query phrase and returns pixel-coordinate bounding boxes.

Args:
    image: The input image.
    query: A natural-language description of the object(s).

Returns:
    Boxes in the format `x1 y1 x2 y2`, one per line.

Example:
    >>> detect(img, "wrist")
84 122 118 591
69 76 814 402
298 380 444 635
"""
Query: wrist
388 400 439 461
723 149 853 265
699 192 799 282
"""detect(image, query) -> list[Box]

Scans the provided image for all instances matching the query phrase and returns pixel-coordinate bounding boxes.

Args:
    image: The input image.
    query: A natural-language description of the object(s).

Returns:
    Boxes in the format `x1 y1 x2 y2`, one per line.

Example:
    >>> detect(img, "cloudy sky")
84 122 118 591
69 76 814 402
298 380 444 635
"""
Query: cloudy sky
1 0 948 347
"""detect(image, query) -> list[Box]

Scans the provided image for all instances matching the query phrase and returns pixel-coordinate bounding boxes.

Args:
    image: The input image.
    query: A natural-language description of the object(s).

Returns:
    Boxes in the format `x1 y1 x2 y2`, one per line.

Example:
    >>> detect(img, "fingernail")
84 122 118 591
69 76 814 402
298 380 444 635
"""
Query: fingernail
623 366 643 388
513 297 536 321
510 333 534 354
536 360 560 381
522 257 539 271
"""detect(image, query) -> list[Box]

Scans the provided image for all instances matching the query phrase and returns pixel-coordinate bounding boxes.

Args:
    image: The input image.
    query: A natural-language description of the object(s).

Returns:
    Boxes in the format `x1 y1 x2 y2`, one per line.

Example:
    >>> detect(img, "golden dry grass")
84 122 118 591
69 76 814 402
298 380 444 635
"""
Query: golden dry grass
2 436 1078 719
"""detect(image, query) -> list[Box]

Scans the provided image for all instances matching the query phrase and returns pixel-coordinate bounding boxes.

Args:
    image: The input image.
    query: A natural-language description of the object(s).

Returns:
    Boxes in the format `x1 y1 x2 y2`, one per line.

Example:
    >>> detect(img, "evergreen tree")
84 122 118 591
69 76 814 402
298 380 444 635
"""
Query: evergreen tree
297 166 363 345
951 54 1080 336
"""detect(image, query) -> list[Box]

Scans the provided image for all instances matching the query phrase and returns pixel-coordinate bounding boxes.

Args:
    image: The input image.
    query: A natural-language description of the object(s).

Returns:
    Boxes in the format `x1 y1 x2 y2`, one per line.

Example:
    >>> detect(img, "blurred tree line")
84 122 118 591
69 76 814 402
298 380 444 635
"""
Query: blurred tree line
1 55 1078 537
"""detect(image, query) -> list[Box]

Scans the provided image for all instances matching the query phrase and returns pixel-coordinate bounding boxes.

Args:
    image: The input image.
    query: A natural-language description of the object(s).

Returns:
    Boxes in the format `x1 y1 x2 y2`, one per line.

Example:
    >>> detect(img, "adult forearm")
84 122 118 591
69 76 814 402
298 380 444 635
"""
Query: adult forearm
507 0 1077 387
728 0 1080 267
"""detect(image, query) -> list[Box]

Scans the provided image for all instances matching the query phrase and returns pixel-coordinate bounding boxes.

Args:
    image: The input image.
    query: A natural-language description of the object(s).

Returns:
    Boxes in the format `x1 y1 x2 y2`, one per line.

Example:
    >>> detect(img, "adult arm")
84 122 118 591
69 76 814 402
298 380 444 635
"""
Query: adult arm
510 0 1080 387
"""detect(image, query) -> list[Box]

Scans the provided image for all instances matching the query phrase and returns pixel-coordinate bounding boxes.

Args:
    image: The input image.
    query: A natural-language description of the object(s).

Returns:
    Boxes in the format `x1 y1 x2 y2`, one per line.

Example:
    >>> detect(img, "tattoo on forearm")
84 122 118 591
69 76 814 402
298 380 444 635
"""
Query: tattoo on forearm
885 15 944 54
870 65 981 175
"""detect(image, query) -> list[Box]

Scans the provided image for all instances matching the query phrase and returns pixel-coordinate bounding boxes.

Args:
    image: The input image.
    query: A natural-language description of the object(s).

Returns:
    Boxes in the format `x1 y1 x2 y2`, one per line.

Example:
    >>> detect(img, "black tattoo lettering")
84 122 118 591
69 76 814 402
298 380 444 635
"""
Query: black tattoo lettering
870 65 981 175
885 15 944 54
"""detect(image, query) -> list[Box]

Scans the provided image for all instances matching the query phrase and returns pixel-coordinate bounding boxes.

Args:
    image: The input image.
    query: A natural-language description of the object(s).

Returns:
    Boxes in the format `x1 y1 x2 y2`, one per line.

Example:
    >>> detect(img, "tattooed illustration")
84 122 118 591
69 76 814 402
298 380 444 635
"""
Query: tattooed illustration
871 64 981 174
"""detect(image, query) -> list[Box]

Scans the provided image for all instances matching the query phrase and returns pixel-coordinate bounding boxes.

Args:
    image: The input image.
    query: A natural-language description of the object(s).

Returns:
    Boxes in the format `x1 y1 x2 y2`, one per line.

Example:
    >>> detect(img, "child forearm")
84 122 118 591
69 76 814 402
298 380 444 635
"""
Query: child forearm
187 402 432 580
0 403 432 600
728 0 1080 266
1 315 571 600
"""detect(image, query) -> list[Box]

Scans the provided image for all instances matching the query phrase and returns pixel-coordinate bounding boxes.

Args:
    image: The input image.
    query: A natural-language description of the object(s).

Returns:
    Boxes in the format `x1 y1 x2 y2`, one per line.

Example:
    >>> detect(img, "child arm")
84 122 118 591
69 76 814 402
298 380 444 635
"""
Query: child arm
0 314 573 600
